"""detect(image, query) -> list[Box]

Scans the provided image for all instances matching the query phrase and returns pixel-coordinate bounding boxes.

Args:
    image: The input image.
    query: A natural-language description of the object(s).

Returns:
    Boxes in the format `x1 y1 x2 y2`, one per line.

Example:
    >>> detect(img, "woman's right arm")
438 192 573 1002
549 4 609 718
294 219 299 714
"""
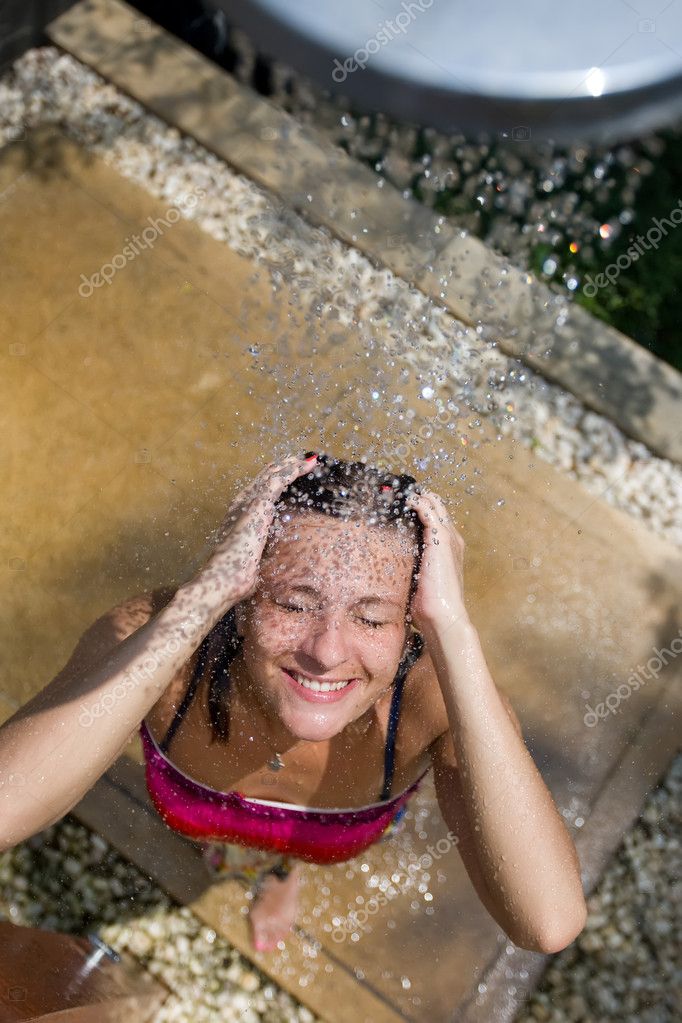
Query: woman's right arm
0 575 226 852
0 452 316 851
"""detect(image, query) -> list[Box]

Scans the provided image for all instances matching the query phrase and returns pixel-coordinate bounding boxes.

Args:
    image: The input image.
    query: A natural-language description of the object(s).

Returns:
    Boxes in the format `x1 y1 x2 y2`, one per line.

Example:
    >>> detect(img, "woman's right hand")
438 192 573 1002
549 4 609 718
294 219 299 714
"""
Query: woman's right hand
190 453 318 614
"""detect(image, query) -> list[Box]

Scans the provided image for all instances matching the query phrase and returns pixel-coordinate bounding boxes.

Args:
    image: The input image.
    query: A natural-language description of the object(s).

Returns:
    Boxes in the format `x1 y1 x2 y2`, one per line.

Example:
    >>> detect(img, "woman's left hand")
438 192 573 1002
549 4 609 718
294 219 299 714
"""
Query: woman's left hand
406 489 468 634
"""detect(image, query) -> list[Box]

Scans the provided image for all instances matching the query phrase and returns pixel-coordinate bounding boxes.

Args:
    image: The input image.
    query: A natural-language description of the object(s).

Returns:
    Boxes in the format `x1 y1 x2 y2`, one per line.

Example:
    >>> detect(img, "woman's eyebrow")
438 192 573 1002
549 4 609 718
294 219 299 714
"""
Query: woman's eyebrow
283 585 401 609
354 596 403 609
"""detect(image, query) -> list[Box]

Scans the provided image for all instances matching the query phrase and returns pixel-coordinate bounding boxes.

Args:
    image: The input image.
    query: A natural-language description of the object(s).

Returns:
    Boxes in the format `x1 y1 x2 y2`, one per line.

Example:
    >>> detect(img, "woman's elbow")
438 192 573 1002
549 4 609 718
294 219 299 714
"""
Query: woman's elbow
0 822 23 854
0 802 64 854
0 794 23 852
515 901 588 955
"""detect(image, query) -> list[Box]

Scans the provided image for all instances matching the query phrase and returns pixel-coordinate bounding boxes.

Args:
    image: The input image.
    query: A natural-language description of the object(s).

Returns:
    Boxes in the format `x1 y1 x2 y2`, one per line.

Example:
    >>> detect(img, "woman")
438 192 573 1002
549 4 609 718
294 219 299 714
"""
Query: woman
0 452 587 955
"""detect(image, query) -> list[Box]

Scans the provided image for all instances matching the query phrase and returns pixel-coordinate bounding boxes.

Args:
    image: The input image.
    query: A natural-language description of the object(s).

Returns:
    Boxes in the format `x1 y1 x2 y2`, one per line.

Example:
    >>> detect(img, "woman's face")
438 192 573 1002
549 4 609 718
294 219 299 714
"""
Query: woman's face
235 511 417 742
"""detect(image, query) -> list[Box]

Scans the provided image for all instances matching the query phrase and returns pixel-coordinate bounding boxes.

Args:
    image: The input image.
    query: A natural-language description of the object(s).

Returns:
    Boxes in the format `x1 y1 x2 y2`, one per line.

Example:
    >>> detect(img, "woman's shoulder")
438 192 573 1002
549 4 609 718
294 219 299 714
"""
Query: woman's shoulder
97 583 191 741
98 584 178 639
59 587 170 679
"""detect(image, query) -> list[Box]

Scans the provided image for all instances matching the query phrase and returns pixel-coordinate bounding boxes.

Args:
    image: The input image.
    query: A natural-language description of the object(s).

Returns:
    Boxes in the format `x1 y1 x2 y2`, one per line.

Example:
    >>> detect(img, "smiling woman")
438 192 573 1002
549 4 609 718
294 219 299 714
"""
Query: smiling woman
0 451 587 956
136 453 434 949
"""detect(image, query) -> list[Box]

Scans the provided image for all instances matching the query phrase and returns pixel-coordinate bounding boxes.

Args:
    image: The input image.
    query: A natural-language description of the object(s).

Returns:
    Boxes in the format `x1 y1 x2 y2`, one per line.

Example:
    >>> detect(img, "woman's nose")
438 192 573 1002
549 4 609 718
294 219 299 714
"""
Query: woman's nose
300 616 352 670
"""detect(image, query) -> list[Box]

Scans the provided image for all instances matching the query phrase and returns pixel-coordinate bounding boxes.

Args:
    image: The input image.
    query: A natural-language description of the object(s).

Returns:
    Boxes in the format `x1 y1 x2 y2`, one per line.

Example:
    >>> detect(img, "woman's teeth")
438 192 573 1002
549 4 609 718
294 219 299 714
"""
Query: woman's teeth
289 671 353 693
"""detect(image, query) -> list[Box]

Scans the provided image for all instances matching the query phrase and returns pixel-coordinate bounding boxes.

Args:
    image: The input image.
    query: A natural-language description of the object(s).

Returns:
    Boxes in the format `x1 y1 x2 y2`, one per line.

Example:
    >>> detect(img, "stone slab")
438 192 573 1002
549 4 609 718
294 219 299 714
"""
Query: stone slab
1 128 681 1021
459 664 682 1022
46 0 682 463
417 233 682 465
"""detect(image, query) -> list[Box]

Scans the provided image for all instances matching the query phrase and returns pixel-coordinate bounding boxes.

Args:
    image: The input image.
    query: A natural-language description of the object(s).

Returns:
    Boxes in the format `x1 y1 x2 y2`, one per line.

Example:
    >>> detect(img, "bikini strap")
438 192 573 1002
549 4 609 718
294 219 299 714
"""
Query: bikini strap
379 632 424 801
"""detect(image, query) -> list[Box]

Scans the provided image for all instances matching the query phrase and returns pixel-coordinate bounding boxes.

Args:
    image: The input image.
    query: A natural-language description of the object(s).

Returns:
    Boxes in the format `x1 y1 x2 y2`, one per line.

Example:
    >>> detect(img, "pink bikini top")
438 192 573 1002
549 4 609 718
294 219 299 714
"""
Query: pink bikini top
140 721 428 864
140 601 431 867
139 641 429 864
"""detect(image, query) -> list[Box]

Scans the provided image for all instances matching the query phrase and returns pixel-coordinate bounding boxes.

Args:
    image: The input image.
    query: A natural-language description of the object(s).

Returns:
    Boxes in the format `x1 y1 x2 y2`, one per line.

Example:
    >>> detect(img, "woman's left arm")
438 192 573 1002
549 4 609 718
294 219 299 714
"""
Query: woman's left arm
407 490 587 954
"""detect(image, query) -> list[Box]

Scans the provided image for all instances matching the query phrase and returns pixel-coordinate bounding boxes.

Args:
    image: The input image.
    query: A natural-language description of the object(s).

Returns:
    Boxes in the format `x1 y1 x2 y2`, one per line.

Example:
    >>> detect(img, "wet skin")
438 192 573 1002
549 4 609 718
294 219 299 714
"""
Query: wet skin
233 511 418 746
144 511 442 952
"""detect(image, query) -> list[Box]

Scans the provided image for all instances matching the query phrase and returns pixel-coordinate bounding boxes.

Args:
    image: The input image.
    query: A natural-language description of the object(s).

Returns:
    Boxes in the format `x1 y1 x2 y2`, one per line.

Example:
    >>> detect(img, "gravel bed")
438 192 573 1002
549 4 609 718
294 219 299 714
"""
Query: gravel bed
192 11 658 269
0 45 680 1023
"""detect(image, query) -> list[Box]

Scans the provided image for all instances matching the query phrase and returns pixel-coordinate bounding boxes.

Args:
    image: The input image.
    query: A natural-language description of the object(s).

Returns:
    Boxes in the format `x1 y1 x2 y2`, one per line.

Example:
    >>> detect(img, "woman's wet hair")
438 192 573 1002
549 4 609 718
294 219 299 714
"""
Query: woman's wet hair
270 451 425 609
191 453 426 742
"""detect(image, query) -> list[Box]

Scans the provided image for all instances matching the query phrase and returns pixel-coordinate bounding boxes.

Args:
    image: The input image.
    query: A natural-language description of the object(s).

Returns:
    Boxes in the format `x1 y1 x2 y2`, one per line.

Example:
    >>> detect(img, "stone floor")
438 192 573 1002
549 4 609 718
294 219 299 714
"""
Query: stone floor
0 44 680 1023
